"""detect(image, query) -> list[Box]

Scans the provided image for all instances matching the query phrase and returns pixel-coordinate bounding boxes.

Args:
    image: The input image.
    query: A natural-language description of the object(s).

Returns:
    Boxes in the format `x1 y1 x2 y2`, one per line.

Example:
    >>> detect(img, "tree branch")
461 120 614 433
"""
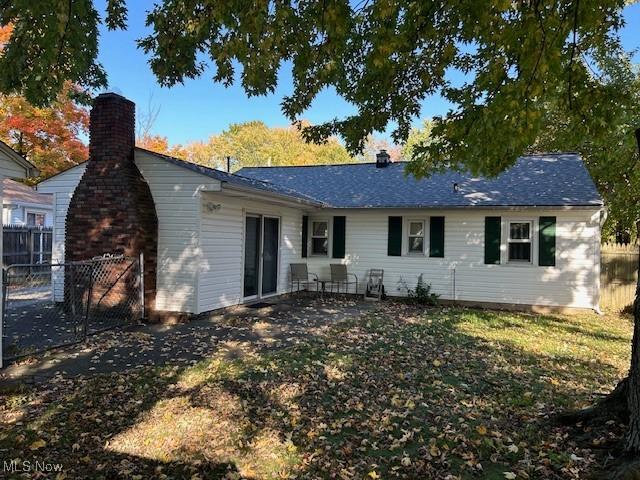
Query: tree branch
55 0 73 72
567 0 580 110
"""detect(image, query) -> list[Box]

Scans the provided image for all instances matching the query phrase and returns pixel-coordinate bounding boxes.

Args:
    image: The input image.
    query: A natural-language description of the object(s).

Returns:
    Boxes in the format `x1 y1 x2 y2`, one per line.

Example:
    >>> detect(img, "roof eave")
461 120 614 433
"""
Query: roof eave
221 182 325 208
0 141 39 177
318 203 604 210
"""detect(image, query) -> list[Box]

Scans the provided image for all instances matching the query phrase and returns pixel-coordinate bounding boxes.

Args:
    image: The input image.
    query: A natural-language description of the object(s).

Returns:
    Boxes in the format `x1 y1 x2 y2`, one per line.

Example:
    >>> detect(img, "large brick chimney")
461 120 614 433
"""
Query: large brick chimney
65 93 158 316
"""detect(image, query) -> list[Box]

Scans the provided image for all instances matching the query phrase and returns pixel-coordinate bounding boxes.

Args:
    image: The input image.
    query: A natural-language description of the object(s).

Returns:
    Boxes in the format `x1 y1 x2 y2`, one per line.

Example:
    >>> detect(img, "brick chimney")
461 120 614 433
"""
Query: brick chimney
376 149 391 168
65 93 158 316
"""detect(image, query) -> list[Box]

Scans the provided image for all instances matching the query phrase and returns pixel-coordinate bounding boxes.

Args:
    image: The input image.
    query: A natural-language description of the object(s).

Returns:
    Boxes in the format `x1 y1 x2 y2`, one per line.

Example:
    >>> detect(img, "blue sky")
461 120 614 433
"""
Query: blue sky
96 1 640 148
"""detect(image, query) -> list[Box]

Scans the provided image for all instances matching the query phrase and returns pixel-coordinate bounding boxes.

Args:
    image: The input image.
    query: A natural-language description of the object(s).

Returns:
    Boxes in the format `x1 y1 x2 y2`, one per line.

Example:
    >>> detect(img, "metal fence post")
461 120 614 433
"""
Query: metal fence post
0 268 5 369
69 263 76 334
139 252 145 320
28 229 32 276
84 261 95 340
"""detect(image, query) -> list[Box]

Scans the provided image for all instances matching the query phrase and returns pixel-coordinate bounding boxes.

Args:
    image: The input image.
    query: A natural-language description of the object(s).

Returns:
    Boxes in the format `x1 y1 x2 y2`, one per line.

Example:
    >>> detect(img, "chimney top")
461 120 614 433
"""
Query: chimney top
94 92 135 104
376 149 391 168
88 91 135 168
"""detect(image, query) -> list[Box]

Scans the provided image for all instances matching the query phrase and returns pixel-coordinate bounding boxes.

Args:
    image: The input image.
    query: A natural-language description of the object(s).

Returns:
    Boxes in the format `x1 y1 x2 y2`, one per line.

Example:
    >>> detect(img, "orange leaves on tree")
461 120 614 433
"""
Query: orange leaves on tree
0 82 89 178
137 134 170 154
0 25 12 49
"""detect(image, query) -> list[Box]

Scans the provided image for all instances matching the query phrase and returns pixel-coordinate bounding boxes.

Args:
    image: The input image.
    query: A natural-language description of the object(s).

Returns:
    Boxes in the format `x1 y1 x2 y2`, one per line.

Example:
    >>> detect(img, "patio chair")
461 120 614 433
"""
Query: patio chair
329 264 358 295
289 263 319 293
365 269 385 301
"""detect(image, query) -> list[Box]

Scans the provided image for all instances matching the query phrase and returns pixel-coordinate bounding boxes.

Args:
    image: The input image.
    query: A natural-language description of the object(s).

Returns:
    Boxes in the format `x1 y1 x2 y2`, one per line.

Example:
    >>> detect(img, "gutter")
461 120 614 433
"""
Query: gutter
221 182 325 208
318 204 605 210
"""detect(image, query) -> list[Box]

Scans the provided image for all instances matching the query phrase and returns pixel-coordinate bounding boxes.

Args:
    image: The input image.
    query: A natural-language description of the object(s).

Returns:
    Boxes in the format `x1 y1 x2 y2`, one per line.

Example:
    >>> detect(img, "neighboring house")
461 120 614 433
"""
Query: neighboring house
38 93 604 316
2 178 53 227
0 140 38 367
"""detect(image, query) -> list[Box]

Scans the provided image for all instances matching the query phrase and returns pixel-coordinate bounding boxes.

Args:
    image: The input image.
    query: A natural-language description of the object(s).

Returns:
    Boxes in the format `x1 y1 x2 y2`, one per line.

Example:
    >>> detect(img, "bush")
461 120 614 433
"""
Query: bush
402 274 439 306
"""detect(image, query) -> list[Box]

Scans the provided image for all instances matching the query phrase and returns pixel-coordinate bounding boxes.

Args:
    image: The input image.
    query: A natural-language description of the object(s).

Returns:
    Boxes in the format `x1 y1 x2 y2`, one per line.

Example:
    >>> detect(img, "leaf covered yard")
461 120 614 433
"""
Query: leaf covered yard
0 302 632 479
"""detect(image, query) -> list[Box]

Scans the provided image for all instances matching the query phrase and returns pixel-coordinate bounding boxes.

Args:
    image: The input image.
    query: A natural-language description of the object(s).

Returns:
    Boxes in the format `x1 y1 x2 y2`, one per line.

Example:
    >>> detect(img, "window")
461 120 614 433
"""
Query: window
407 220 425 254
311 221 329 255
27 212 45 227
508 221 532 262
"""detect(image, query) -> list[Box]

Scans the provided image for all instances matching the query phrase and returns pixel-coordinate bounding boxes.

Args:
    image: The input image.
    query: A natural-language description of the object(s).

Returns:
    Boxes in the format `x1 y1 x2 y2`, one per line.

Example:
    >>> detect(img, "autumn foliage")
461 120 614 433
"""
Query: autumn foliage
0 25 89 179
0 83 89 178
136 120 355 171
0 24 12 48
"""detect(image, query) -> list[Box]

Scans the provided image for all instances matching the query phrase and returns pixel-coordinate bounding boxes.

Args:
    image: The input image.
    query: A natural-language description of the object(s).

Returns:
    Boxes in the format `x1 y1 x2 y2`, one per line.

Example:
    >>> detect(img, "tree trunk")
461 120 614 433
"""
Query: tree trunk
624 129 640 453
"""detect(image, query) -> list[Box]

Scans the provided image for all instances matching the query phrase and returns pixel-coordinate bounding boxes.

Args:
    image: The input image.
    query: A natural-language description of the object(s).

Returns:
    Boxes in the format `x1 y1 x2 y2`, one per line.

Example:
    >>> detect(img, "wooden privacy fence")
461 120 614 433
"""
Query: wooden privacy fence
2 226 53 268
600 243 638 312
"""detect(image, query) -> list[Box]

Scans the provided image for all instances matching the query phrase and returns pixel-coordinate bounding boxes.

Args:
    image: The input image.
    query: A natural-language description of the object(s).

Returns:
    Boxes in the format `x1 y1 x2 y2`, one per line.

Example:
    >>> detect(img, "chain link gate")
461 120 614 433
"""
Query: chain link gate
1 254 143 365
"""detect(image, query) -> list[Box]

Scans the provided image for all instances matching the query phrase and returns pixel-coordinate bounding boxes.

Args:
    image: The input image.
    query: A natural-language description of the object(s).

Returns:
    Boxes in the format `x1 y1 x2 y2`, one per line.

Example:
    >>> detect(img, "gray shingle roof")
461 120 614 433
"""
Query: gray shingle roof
136 148 324 206
237 153 603 208
3 178 53 206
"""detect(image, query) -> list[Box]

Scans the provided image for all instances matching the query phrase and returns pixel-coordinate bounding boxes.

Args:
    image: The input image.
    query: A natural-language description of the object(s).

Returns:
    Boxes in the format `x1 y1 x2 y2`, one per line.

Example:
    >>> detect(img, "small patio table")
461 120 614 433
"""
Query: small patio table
314 278 333 299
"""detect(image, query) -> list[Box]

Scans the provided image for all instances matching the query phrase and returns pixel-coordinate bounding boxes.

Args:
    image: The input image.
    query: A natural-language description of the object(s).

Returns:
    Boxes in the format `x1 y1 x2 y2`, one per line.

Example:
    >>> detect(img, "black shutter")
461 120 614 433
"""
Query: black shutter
429 216 445 257
484 216 501 264
332 216 346 259
301 215 308 258
388 216 402 256
538 216 556 266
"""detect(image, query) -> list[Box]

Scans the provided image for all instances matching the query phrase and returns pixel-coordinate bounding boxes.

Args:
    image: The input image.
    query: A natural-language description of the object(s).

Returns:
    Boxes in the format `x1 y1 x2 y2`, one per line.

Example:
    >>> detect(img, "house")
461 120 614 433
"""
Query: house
37 93 604 317
0 140 38 366
2 178 53 226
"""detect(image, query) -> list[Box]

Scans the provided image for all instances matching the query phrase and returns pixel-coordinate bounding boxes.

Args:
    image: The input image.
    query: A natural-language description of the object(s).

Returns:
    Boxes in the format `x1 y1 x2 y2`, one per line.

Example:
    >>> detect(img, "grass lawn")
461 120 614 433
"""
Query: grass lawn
0 303 632 479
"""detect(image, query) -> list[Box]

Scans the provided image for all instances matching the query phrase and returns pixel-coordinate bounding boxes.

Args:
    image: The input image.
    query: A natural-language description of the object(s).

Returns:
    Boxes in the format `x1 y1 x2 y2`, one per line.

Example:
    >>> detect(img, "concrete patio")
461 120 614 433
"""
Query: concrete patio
1 294 375 385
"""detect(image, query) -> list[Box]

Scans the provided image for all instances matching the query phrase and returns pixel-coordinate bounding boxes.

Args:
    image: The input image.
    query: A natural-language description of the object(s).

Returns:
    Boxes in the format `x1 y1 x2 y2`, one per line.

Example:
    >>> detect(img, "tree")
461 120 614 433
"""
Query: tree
532 55 640 243
198 121 352 170
0 25 89 179
3 0 640 467
402 120 435 162
134 93 180 156
404 55 640 241
356 135 402 163
0 2 629 163
136 134 172 155
624 131 640 455
135 120 353 169
0 82 89 178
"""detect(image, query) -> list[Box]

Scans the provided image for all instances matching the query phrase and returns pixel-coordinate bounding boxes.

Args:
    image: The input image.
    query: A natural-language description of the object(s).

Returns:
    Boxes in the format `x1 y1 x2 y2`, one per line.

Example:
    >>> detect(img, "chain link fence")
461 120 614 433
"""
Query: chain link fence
2 254 142 363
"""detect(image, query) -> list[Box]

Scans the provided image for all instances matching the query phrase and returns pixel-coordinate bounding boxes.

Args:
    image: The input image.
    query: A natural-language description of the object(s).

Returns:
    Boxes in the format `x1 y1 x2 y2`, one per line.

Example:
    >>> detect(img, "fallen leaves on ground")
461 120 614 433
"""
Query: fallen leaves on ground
0 299 632 479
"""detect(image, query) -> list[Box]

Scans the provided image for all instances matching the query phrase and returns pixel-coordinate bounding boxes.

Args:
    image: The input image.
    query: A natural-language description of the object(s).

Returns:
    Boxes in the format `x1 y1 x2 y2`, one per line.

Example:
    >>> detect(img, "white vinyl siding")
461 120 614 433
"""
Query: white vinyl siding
134 150 221 313
38 153 222 313
0 150 28 179
37 163 87 301
198 192 303 313
304 208 601 309
37 157 602 313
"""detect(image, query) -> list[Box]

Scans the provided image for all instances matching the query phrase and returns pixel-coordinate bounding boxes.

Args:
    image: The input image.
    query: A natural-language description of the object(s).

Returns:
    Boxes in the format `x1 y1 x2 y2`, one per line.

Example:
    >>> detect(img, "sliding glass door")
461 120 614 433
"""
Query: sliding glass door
243 215 280 299
261 217 279 296
243 215 261 298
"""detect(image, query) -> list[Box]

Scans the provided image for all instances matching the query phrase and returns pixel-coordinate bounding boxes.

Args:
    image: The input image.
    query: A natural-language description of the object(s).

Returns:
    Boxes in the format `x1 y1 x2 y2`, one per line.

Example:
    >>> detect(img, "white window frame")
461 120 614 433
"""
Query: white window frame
240 211 283 300
506 219 534 264
310 219 330 256
26 210 46 227
406 219 426 255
